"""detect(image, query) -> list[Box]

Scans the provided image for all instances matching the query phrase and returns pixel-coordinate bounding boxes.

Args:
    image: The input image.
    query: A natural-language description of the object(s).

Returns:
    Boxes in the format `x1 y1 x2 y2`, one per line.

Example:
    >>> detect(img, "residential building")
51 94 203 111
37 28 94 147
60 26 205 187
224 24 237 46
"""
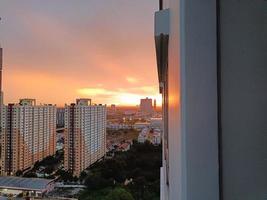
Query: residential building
0 99 56 175
56 108 65 128
107 122 131 130
155 1 267 200
110 104 116 112
133 122 150 130
107 104 117 116
137 128 149 144
140 97 153 115
138 127 161 145
151 129 161 145
150 118 163 130
64 99 106 176
117 142 131 152
0 48 3 123
0 48 2 99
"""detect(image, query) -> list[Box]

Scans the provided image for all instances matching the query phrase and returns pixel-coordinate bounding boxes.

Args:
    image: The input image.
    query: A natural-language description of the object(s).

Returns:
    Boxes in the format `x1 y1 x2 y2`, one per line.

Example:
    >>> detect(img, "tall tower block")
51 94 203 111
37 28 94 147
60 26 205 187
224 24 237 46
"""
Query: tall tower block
0 48 3 106
0 48 2 94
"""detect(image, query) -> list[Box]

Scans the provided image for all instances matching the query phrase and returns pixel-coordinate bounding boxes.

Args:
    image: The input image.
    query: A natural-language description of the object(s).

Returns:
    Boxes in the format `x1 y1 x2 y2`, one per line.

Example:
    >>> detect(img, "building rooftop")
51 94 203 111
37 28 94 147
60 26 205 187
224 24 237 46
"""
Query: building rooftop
0 177 54 191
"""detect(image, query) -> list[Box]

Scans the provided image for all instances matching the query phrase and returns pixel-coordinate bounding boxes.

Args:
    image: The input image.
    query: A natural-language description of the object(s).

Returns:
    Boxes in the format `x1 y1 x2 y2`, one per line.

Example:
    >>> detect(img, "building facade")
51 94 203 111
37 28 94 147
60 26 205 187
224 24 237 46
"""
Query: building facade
56 108 65 128
140 97 153 115
0 48 3 104
64 99 106 176
155 0 267 200
0 99 56 175
0 48 4 125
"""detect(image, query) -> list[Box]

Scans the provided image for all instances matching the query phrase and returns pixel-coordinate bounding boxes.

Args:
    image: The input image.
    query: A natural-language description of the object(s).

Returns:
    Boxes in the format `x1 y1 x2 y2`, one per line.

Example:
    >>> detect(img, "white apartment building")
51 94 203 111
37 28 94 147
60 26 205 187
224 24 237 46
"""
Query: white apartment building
64 99 107 176
0 48 3 114
0 99 56 175
137 128 149 143
155 0 267 200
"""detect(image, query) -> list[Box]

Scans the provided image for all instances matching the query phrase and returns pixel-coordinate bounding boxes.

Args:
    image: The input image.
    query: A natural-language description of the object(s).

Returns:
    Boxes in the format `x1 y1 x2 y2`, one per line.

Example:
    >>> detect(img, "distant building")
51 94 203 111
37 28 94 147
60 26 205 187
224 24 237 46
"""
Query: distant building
150 118 163 130
137 128 161 145
150 129 161 145
111 104 116 111
133 122 150 130
124 110 135 116
64 99 107 176
138 128 149 143
56 108 65 128
154 99 157 110
118 142 131 152
107 104 117 116
107 122 131 130
140 97 153 115
0 99 56 175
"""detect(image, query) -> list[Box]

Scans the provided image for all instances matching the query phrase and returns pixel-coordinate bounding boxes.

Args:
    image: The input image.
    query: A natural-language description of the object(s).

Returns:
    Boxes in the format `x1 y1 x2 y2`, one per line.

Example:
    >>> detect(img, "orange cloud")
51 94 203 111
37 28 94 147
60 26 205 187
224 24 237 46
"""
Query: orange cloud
126 77 138 84
1 1 159 106
77 86 162 106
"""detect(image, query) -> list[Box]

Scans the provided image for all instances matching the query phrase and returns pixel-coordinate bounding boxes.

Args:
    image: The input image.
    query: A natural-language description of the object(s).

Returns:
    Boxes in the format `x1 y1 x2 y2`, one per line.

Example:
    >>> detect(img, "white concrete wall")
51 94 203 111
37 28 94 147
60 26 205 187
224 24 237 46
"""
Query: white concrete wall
164 0 219 199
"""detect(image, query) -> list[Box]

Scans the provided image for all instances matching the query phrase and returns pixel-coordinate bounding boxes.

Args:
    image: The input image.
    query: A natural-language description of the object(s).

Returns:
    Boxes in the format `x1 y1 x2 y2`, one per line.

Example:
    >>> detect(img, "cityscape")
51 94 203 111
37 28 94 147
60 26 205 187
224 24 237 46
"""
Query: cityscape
0 0 163 199
0 0 266 200
0 47 163 199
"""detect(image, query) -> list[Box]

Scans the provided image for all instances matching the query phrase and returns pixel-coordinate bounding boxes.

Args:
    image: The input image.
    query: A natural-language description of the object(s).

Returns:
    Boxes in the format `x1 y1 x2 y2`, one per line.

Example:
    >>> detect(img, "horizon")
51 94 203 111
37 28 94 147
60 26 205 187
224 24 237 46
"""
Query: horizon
0 0 162 106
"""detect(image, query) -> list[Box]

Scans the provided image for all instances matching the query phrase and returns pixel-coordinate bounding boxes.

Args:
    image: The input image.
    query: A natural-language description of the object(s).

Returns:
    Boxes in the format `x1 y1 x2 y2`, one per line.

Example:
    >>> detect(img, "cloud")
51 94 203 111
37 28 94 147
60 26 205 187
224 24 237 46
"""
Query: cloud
126 77 138 84
77 86 161 106
77 88 117 96
1 0 159 105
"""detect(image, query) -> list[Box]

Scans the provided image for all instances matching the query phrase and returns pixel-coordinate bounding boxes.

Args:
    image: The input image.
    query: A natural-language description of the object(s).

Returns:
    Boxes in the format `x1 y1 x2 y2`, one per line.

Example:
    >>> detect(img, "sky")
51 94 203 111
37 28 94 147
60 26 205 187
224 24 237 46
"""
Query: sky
0 0 161 106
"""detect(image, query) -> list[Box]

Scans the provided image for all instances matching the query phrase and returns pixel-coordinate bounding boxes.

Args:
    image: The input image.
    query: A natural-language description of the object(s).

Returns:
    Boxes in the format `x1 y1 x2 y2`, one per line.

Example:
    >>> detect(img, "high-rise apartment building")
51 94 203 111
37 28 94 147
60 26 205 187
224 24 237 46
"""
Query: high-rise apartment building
140 97 153 115
0 48 4 126
0 99 56 175
64 99 106 176
56 108 65 128
155 1 266 200
0 48 3 106
110 104 116 112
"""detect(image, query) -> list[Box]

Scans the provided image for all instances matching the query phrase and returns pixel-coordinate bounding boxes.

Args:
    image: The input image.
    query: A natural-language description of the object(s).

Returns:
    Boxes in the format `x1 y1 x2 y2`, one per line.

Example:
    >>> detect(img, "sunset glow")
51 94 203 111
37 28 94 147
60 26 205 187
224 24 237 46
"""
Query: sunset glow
0 0 160 106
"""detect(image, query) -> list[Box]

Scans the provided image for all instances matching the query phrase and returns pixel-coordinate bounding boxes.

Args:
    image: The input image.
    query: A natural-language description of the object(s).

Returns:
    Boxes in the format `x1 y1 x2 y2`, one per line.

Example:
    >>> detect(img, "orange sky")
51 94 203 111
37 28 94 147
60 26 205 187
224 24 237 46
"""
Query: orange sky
0 0 161 106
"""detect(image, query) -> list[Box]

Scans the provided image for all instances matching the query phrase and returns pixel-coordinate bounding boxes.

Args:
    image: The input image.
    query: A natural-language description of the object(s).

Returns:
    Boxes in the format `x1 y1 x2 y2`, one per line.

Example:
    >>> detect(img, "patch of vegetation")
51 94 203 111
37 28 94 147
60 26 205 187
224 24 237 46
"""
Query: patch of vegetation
23 150 64 178
79 141 161 200
79 187 134 200
33 150 63 170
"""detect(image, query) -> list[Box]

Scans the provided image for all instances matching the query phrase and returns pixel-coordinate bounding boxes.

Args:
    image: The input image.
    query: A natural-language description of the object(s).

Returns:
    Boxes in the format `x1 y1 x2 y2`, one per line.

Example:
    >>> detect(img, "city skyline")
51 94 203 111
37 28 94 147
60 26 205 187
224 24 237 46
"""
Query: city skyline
0 0 162 106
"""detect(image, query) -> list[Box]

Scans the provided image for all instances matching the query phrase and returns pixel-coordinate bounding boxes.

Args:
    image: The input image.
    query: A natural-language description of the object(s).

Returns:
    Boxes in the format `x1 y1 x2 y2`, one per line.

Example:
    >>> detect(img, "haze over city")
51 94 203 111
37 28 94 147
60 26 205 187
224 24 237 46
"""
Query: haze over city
0 0 161 106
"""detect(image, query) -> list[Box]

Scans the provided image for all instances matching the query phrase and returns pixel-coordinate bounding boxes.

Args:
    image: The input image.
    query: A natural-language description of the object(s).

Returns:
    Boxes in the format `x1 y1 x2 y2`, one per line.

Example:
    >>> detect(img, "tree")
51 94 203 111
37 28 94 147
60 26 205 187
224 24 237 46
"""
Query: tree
73 176 79 182
44 165 54 174
105 188 134 200
84 174 113 190
15 170 23 176
80 171 88 181
57 170 74 182
23 172 37 178
33 161 40 170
